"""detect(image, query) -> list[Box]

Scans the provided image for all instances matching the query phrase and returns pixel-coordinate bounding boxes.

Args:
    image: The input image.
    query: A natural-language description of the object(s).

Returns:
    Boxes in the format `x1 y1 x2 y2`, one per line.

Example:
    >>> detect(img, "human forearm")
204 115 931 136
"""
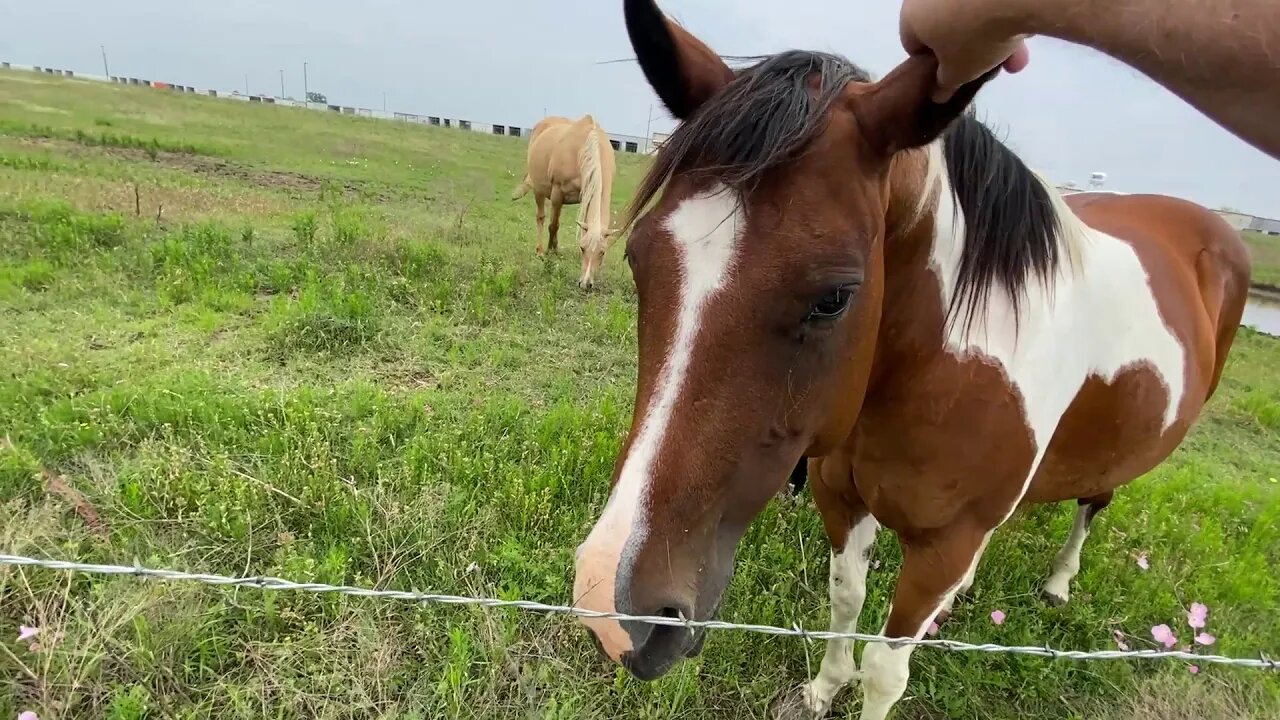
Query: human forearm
1016 0 1280 157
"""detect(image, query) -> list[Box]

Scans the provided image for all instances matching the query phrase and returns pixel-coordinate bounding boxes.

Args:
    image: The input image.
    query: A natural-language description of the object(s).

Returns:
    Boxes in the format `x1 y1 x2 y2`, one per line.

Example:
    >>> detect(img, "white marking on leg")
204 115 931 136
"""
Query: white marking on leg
858 533 989 720
1043 503 1091 605
858 638 914 720
804 514 880 715
572 185 742 658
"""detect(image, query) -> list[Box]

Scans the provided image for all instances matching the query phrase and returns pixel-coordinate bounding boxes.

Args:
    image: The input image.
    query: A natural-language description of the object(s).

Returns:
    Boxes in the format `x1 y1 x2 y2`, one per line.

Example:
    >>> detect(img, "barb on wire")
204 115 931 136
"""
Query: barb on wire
1 553 1276 670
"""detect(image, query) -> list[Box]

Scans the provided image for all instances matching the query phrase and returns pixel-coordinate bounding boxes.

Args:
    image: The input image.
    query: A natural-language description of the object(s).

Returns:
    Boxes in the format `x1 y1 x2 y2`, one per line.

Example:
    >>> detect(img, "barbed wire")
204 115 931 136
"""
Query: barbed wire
2 553 1276 670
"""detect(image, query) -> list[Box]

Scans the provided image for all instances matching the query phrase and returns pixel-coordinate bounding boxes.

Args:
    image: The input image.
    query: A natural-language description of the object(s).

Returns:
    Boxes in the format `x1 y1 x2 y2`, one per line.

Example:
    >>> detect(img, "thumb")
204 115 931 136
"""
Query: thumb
931 66 966 103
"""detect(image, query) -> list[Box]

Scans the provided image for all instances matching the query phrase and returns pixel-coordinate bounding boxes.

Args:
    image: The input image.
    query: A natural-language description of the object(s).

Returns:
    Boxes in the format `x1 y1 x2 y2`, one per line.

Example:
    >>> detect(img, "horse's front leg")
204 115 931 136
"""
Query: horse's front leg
858 520 992 720
799 456 879 717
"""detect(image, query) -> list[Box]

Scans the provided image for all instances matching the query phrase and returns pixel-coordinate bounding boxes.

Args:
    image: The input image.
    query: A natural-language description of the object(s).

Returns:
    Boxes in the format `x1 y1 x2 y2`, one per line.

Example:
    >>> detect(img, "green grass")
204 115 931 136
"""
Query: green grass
2 67 1279 720
1244 231 1280 288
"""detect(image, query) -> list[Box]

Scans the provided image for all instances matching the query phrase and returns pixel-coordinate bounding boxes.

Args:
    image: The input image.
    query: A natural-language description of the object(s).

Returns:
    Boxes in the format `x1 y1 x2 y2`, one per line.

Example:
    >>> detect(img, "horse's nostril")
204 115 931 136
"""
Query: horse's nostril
656 605 693 624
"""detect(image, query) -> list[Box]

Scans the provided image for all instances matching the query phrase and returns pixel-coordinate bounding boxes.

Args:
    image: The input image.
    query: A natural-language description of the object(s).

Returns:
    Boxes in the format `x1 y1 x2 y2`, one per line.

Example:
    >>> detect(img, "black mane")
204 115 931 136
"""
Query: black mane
941 114 1062 332
626 50 870 224
628 49 1064 329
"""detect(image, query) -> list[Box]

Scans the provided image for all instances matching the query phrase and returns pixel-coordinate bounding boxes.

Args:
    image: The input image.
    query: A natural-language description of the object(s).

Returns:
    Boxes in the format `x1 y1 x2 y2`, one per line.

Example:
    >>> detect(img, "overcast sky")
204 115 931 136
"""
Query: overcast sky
2 0 1276 217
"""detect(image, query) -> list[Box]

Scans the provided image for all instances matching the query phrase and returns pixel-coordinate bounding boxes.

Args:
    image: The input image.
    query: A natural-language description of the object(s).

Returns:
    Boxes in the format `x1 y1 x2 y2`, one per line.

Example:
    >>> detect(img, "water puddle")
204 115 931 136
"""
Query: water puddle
1243 294 1280 335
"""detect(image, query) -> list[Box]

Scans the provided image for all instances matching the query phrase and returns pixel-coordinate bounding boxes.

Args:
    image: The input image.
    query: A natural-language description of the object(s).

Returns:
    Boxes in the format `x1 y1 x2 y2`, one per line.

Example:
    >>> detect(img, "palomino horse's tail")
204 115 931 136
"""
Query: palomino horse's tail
577 125 607 246
511 175 532 200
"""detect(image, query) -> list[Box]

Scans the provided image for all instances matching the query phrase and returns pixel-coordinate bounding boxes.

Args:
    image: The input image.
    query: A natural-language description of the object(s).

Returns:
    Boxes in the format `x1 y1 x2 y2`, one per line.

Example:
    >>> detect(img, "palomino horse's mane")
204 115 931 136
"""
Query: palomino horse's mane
626 49 1067 333
577 123 609 253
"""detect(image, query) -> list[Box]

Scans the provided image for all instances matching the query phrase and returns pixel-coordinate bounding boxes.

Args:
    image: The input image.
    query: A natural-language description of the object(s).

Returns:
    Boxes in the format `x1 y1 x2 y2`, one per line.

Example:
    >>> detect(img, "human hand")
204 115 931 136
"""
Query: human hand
899 0 1031 101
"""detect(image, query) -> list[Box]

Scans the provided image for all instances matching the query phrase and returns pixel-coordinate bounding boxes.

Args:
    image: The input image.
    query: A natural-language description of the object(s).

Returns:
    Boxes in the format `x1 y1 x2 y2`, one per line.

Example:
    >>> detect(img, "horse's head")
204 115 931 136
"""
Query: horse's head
578 221 622 290
572 0 995 679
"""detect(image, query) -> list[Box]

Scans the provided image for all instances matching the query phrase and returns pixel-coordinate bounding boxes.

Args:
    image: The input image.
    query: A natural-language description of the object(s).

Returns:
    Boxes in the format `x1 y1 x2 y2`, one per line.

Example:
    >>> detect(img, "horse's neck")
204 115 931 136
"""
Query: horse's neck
875 143 1085 378
881 145 946 300
873 145 967 366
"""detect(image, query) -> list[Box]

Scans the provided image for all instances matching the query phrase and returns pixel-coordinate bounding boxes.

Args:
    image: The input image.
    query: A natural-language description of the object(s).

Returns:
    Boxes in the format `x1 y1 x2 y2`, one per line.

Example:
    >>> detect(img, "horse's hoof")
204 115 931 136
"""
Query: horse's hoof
770 685 826 719
1042 588 1069 607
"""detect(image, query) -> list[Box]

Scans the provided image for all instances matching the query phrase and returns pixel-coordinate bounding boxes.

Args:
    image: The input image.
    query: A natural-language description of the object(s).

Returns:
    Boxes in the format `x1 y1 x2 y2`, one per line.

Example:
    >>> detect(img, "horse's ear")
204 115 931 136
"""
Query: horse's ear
625 0 735 120
854 55 998 157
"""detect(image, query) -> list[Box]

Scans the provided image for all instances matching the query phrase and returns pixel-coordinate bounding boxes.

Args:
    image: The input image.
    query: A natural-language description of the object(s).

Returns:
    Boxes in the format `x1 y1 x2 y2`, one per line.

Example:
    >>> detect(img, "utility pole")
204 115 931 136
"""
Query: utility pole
100 45 109 77
279 69 285 98
383 92 387 112
303 62 309 103
644 104 654 153
244 74 249 96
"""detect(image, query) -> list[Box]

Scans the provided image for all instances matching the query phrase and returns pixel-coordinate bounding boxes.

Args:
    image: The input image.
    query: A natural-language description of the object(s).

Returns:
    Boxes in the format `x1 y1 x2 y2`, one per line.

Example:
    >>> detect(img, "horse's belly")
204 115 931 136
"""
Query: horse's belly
850 341 1194 530
1022 363 1195 504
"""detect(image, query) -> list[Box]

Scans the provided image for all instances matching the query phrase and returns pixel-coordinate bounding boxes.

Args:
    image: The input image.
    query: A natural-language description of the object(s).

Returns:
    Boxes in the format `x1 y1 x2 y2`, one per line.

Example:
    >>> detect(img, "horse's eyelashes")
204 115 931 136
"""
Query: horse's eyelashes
807 286 855 322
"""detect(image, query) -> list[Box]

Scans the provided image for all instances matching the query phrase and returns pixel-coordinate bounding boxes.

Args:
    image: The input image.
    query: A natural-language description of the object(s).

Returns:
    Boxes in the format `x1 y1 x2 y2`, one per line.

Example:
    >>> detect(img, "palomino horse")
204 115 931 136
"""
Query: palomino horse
513 114 619 289
572 1 1251 718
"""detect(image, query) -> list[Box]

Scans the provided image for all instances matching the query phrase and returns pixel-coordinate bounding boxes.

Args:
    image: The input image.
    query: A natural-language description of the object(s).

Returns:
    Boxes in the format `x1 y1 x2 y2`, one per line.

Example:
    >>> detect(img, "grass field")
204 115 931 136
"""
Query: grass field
1243 231 1280 288
1 69 1278 720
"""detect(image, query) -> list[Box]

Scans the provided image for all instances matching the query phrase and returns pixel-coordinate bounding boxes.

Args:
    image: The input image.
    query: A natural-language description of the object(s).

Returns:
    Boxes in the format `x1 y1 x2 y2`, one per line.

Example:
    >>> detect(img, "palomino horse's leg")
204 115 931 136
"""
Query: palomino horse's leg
534 193 547 256
547 187 565 253
1043 491 1113 606
800 457 877 716
859 522 991 720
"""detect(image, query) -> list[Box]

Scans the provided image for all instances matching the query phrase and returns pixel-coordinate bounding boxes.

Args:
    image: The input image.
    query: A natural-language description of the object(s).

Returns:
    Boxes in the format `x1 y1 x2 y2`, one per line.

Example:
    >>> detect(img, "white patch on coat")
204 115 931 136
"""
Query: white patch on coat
927 148 1185 520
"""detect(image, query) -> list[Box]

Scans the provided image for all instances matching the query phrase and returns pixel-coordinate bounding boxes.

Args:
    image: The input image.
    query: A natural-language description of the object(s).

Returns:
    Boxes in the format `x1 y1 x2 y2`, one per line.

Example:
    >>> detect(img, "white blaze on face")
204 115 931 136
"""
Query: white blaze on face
573 185 742 659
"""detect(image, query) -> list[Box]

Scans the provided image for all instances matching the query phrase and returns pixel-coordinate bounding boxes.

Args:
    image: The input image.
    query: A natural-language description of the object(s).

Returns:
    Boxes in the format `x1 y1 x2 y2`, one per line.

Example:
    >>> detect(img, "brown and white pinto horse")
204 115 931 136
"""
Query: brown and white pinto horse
573 1 1251 718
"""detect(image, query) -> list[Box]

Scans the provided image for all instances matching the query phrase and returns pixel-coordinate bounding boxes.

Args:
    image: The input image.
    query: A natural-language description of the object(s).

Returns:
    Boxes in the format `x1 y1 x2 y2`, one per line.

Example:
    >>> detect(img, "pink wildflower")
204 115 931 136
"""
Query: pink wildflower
1151 624 1177 649
1188 602 1208 629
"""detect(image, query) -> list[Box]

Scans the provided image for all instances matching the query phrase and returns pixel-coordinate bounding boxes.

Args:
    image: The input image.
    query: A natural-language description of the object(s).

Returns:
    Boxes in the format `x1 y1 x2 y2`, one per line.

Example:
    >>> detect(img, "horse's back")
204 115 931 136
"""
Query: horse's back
528 116 572 145
1067 192 1250 362
551 116 611 189
524 117 574 188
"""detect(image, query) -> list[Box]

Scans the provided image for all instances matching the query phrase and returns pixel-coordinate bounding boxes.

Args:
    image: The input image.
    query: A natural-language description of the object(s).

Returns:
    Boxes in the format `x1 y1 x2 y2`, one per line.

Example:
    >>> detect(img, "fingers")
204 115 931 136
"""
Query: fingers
930 38 1030 103
1001 39 1031 74
899 17 927 56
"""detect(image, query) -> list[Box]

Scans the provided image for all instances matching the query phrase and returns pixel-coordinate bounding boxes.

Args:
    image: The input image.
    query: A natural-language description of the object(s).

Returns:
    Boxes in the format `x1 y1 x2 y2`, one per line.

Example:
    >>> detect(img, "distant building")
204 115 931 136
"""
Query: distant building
1248 215 1280 235
1216 210 1255 231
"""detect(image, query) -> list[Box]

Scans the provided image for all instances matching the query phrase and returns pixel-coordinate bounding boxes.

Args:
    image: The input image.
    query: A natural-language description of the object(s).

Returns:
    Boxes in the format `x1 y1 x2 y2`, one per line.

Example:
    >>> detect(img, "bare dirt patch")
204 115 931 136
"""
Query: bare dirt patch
12 136 391 200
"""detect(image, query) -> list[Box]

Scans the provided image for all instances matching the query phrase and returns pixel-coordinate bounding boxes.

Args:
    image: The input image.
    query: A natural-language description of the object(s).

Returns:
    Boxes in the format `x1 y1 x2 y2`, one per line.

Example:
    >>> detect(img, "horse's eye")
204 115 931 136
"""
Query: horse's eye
807 286 855 322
